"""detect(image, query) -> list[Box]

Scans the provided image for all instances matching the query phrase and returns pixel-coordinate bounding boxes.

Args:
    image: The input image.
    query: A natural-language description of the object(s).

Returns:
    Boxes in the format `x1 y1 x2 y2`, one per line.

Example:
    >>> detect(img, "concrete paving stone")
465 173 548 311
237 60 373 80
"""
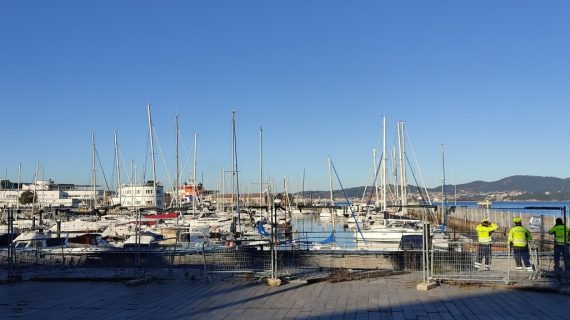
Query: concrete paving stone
413 310 429 318
282 308 302 319
402 309 417 320
342 311 357 320
271 308 290 319
354 312 369 320
442 302 462 316
437 312 456 320
3 273 570 319
296 310 312 319
417 299 438 313
426 313 443 320
391 311 405 320
324 295 339 311
236 307 269 320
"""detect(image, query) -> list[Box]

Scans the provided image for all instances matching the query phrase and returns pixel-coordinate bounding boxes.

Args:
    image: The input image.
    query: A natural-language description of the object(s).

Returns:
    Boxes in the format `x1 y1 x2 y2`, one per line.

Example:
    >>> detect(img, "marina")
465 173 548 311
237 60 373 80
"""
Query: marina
3 1 570 319
1 201 568 281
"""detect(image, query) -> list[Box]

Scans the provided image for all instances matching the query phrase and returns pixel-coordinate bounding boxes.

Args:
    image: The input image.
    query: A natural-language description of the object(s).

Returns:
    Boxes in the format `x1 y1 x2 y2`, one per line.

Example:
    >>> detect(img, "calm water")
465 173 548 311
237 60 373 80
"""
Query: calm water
290 213 359 249
486 201 570 209
437 201 570 215
290 201 570 249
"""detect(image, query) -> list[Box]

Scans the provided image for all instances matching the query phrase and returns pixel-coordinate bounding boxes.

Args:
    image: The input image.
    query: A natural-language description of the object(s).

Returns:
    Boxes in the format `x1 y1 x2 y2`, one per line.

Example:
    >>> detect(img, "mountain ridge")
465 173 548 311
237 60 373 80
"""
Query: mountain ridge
299 175 570 201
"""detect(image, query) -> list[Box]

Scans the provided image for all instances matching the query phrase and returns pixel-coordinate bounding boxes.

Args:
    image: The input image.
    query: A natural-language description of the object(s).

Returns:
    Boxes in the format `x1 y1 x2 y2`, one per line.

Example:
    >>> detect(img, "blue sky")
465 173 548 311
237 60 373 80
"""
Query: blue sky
1 1 569 192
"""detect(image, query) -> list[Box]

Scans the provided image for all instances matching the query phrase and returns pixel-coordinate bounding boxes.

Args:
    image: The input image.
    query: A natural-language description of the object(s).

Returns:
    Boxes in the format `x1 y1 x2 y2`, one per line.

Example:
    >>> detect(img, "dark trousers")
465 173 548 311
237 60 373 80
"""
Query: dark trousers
476 244 492 265
553 244 569 271
512 246 531 268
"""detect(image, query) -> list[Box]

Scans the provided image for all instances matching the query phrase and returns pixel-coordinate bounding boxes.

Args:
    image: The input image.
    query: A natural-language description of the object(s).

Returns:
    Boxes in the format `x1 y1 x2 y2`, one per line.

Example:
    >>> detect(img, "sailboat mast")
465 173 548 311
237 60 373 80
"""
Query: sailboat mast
114 129 121 206
398 122 407 213
259 126 263 206
381 115 387 211
373 148 378 204
231 113 235 213
328 157 334 205
193 131 198 214
92 132 97 209
232 111 241 228
441 144 447 226
328 157 335 229
17 163 21 211
392 146 398 204
147 103 158 208
32 163 38 215
220 168 224 212
175 115 179 209
302 168 305 205
281 178 291 218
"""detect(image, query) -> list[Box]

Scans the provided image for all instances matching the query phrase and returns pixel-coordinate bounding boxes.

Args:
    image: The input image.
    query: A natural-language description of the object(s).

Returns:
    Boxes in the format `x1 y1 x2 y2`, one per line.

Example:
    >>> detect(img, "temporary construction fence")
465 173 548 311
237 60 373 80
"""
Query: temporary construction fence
201 245 423 280
427 205 568 284
0 236 425 281
2 206 567 284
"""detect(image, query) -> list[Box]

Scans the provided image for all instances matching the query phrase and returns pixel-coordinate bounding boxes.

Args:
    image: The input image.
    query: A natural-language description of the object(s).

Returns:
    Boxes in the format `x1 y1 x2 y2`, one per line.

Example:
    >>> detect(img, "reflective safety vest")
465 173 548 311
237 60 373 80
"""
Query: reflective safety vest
508 225 532 247
476 223 498 243
548 224 570 245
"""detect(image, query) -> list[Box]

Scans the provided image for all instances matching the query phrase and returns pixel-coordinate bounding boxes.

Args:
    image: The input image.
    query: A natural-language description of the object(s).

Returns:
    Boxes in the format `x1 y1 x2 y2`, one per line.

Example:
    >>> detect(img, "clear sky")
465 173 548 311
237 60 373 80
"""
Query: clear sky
1 1 569 193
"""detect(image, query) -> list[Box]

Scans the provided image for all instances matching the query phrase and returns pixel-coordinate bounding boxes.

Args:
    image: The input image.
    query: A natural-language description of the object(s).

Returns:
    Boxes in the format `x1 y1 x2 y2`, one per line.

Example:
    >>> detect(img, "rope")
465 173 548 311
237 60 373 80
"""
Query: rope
329 158 367 246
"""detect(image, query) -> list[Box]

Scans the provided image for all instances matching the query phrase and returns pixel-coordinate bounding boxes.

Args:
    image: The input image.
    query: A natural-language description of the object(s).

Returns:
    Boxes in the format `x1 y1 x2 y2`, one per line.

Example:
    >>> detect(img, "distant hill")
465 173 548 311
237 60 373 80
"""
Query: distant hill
447 175 570 194
299 175 570 201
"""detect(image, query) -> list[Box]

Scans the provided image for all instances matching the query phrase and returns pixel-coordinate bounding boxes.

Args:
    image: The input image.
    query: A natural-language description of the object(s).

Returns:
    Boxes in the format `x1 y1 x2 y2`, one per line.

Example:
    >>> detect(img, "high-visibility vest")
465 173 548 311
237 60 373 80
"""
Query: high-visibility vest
548 224 570 245
508 225 532 247
476 223 498 244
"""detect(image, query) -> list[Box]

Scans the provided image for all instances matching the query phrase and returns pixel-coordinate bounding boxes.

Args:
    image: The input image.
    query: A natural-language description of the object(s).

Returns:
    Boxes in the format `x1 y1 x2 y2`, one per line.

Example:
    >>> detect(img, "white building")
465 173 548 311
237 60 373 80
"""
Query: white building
112 182 164 210
0 179 101 208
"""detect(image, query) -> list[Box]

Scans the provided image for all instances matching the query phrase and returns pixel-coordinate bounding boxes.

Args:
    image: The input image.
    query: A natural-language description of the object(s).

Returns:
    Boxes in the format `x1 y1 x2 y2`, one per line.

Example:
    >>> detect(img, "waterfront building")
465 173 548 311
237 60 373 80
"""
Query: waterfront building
179 182 202 204
0 179 102 208
113 181 164 210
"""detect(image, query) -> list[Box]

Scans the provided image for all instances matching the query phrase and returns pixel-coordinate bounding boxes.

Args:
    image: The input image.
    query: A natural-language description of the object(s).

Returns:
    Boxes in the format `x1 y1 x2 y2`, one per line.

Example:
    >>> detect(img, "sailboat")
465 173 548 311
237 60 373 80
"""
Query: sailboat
319 157 337 220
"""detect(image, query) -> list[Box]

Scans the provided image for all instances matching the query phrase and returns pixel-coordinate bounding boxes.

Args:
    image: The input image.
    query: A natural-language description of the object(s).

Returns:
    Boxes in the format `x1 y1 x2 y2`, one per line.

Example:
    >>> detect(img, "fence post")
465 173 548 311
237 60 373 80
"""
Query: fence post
417 222 437 290
507 242 511 284
539 214 545 254
201 241 210 282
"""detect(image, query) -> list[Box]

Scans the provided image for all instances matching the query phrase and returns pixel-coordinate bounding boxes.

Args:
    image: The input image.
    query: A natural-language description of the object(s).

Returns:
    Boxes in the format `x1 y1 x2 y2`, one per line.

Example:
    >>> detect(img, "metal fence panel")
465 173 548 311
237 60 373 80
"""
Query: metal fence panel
431 241 511 283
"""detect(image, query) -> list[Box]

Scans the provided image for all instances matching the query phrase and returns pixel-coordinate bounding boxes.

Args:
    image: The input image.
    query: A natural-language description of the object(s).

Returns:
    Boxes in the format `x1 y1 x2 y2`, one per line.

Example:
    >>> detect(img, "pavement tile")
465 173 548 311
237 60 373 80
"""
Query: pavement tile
2 273 570 319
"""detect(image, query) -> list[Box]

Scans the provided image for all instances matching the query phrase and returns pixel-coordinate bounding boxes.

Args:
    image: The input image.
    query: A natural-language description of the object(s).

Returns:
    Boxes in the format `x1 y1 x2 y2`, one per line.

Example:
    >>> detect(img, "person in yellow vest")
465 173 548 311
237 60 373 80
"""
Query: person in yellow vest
508 217 533 271
548 218 570 272
475 218 498 270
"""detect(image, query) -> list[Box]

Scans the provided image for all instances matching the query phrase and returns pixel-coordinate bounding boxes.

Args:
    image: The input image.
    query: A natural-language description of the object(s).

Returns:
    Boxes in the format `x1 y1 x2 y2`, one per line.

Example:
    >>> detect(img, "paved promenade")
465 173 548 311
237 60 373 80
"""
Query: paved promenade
1 274 569 319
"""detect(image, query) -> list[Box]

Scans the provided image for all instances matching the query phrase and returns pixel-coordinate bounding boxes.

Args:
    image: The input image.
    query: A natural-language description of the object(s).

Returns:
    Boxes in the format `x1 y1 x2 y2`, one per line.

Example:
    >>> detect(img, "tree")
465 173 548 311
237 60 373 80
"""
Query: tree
19 190 36 205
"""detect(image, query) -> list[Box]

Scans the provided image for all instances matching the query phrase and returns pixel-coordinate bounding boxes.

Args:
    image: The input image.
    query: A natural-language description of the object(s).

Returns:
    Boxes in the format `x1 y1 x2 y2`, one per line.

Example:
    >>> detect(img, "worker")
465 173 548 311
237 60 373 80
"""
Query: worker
548 218 570 272
508 217 533 272
475 218 498 270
